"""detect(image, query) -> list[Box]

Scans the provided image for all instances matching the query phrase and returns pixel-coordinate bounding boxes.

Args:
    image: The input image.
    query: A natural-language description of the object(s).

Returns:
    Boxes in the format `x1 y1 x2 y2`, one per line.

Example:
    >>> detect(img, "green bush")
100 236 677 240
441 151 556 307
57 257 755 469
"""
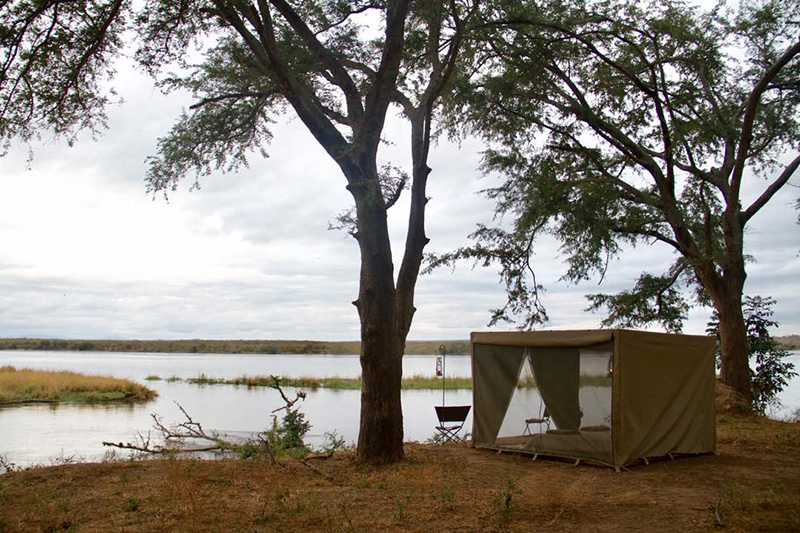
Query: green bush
266 407 311 453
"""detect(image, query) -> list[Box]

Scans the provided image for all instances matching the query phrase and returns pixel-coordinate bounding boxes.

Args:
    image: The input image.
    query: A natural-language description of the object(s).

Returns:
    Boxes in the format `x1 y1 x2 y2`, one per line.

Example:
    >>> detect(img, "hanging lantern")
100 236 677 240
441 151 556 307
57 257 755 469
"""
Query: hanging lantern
435 356 443 377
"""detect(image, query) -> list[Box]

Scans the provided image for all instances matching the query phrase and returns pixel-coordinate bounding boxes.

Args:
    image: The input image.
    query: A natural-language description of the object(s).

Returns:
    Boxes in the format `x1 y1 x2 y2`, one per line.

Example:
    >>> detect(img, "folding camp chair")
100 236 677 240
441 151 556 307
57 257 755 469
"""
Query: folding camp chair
434 405 471 444
523 407 550 435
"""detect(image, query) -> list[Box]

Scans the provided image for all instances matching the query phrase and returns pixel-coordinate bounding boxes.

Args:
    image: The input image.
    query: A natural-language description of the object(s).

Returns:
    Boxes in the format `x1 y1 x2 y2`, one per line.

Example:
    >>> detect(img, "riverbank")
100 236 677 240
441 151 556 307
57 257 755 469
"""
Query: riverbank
1 414 798 532
142 373 611 390
0 367 157 405
144 373 514 390
2 335 799 355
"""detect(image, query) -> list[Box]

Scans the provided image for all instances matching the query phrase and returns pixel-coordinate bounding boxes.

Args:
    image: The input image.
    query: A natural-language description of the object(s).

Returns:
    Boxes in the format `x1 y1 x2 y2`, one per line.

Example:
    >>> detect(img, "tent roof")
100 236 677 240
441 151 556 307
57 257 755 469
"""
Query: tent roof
470 329 711 349
471 330 612 348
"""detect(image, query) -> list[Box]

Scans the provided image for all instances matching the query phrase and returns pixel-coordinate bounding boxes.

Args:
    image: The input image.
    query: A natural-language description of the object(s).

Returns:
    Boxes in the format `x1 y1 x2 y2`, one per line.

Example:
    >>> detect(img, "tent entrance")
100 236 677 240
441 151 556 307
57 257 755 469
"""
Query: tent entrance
482 343 614 464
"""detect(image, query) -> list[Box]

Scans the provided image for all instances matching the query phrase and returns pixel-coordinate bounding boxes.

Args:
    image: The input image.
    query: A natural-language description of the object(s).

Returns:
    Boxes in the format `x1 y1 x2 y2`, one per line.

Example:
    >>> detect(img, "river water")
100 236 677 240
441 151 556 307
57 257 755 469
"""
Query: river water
0 350 797 467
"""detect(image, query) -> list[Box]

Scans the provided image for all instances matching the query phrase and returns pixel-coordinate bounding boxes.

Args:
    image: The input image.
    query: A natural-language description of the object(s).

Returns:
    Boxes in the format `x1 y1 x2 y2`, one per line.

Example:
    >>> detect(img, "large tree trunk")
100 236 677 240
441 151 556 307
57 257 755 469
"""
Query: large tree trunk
716 289 753 405
348 164 406 463
357 321 405 463
693 250 752 405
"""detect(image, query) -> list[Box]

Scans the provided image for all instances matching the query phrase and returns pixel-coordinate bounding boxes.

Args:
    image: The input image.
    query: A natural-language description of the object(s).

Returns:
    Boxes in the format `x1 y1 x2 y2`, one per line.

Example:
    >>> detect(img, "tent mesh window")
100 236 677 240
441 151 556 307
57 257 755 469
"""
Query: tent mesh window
491 343 613 464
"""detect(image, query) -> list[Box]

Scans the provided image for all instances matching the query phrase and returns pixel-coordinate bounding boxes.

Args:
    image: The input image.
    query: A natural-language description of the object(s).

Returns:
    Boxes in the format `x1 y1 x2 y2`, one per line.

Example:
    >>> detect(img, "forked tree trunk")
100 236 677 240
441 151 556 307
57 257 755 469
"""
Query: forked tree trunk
689 210 753 405
348 166 406 463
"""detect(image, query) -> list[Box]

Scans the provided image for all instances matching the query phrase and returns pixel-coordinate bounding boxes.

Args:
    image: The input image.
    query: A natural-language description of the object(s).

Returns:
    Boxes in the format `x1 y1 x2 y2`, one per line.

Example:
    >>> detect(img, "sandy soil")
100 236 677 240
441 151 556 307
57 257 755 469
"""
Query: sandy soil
1 415 798 532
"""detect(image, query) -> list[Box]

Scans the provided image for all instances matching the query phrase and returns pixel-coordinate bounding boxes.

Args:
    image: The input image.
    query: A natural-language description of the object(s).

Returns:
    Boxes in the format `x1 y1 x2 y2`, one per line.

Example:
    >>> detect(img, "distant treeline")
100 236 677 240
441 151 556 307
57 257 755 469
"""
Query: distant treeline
0 338 471 356
776 335 800 350
3 335 798 354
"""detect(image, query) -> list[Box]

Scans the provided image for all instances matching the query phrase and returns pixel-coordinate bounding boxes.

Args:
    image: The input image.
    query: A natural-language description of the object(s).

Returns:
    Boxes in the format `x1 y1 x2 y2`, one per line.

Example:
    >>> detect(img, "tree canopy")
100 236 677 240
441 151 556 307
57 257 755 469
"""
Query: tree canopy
430 0 800 401
0 0 479 463
0 0 127 152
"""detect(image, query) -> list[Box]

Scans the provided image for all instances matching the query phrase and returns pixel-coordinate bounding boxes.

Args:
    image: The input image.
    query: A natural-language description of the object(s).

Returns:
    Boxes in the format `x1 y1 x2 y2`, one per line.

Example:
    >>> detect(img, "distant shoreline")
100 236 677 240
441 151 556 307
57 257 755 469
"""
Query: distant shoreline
0 338 471 355
2 335 797 355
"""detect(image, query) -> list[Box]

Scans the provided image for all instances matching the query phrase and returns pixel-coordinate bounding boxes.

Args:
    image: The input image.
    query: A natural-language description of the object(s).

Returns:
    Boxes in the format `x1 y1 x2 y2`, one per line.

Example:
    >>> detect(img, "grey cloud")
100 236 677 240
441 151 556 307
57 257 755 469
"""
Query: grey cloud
2 61 800 342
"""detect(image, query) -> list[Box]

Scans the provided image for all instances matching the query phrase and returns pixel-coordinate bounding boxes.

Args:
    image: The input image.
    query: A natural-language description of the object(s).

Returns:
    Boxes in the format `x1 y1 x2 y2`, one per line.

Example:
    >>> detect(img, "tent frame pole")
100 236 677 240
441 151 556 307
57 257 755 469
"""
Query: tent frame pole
439 344 446 406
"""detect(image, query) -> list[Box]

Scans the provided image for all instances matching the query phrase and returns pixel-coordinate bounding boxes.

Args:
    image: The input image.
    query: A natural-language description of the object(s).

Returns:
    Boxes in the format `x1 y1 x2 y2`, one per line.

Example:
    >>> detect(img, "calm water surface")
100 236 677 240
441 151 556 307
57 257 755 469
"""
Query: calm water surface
0 351 472 466
1 350 797 467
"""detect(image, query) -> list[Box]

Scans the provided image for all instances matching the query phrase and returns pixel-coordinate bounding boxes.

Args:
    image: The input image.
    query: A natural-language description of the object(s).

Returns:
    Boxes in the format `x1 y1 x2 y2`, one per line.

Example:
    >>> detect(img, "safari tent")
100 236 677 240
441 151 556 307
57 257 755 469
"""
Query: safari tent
471 329 716 469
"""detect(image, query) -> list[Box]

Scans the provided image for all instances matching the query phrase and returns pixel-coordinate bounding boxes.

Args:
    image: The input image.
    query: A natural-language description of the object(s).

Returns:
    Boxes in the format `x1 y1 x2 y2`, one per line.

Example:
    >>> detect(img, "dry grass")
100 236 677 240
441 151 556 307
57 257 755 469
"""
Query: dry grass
145 373 607 391
181 373 477 390
0 366 157 405
1 415 798 532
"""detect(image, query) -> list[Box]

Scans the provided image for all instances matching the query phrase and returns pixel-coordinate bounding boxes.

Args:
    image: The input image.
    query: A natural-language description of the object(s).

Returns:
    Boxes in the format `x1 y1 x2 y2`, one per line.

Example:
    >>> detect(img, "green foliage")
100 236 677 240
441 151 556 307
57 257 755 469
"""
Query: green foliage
585 263 693 333
499 479 521 518
429 480 456 510
0 0 128 150
392 494 411 523
237 386 316 459
125 495 142 513
484 478 522 525
271 408 311 450
145 37 279 194
427 431 444 444
707 296 797 413
235 440 263 460
430 0 800 334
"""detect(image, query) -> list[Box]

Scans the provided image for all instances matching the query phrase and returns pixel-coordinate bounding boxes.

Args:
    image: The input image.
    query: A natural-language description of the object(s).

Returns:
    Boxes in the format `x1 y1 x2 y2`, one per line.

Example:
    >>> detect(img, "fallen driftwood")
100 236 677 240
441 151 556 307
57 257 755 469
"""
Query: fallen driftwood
103 375 307 464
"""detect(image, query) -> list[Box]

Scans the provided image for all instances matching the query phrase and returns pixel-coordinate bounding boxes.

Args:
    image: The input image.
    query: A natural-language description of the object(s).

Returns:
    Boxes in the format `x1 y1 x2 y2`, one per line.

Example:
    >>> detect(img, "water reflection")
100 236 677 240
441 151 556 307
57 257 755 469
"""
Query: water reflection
0 350 796 467
0 355 474 467
0 384 473 466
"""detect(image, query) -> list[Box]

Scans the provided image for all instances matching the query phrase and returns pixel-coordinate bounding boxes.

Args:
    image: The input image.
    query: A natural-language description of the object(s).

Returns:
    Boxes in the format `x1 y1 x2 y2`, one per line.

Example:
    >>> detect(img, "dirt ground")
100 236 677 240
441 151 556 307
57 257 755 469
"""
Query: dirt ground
1 415 799 532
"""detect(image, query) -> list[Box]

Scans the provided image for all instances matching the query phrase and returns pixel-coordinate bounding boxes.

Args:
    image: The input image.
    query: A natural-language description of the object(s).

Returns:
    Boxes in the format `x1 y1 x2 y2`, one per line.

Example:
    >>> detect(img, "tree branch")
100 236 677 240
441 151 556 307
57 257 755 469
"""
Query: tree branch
361 0 409 152
214 0 349 163
314 3 381 35
741 153 800 223
268 0 364 124
730 38 800 198
52 0 124 117
188 91 275 110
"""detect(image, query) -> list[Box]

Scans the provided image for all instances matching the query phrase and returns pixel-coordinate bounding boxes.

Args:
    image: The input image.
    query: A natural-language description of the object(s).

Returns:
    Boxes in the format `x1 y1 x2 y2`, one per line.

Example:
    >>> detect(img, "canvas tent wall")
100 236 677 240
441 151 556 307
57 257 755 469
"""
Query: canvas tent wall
471 329 716 468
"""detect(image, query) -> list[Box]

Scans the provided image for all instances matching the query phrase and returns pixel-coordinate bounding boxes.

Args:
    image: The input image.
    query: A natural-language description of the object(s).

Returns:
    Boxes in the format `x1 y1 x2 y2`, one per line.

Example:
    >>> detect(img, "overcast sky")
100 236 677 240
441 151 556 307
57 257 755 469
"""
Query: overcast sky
1 59 798 342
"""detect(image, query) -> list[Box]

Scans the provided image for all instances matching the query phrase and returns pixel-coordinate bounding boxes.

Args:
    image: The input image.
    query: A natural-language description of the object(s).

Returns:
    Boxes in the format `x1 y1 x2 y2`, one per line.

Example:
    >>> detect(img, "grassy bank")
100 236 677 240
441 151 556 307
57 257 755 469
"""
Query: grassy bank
145 373 477 390
1 415 798 532
144 374 553 390
0 366 157 405
0 338 471 355
144 373 611 390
